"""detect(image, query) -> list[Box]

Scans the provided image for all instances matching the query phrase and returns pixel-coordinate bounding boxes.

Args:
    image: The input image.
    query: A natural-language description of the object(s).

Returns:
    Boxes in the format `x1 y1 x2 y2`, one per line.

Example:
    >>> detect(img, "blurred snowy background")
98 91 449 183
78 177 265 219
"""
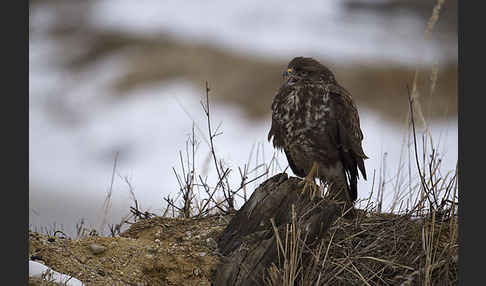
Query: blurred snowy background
29 0 457 236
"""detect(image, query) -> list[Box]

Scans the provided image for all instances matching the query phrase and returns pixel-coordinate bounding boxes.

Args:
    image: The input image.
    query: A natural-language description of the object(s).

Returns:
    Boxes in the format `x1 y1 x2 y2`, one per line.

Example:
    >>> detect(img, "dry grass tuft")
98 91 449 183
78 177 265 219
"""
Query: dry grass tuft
305 210 456 285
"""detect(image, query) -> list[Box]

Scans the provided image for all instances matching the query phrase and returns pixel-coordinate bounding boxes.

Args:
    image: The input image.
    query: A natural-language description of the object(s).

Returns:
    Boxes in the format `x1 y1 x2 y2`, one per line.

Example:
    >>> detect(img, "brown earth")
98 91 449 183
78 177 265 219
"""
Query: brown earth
29 215 230 286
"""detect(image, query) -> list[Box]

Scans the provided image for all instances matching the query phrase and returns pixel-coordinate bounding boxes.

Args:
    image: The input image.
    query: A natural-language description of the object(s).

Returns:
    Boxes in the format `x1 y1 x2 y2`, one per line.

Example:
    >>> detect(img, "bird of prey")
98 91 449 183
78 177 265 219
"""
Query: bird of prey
268 57 368 209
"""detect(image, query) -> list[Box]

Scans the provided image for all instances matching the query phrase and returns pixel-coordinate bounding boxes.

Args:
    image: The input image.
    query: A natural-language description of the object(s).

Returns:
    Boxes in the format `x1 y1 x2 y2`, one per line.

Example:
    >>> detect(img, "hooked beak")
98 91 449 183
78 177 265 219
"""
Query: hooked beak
282 70 289 80
282 68 292 80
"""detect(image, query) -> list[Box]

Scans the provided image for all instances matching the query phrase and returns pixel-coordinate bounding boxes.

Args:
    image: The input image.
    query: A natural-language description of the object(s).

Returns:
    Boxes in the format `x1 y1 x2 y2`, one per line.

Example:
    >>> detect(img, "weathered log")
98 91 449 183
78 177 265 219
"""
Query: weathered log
213 173 343 286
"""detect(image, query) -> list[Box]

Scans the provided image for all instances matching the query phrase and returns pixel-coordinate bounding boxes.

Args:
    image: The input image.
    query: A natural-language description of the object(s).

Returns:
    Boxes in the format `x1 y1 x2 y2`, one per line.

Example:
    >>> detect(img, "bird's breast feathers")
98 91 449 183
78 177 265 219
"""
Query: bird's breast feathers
271 83 334 147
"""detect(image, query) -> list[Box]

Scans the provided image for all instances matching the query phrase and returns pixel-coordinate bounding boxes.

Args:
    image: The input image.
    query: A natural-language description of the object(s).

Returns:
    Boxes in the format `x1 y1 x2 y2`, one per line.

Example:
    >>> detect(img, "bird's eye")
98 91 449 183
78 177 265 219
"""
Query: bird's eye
283 68 293 78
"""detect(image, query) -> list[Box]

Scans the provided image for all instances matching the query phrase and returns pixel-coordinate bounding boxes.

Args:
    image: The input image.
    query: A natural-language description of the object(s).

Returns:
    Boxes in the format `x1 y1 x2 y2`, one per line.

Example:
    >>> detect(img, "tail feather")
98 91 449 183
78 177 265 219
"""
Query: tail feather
357 157 367 180
341 167 358 202
349 172 358 202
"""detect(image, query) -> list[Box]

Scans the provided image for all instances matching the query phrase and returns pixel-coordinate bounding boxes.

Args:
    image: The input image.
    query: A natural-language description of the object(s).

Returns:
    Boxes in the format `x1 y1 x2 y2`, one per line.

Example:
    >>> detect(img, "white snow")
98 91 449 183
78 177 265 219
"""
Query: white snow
29 260 85 286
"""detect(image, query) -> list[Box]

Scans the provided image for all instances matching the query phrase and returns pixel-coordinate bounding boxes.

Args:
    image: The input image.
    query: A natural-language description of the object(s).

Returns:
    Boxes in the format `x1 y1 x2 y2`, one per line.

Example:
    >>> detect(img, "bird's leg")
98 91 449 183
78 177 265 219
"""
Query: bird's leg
300 161 319 198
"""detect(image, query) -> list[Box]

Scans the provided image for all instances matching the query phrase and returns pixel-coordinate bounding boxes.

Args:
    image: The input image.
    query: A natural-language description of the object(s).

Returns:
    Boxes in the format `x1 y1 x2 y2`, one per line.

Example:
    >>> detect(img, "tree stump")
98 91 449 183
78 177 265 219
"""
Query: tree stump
213 173 342 286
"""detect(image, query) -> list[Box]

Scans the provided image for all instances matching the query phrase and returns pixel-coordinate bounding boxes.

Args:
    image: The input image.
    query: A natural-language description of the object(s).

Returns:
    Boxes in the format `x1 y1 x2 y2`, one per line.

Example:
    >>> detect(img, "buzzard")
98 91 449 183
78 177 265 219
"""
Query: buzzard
268 57 368 208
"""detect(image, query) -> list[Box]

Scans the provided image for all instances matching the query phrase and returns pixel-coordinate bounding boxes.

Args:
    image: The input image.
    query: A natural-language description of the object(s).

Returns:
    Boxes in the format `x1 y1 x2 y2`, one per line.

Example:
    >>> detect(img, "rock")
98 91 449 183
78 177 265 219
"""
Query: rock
89 244 106 255
147 246 157 254
185 231 192 239
30 255 44 262
206 238 218 249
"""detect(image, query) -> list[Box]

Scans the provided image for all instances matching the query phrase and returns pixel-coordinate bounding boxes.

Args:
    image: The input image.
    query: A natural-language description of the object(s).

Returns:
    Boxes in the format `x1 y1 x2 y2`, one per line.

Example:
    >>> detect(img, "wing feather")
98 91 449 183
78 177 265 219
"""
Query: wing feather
328 84 368 180
268 85 290 150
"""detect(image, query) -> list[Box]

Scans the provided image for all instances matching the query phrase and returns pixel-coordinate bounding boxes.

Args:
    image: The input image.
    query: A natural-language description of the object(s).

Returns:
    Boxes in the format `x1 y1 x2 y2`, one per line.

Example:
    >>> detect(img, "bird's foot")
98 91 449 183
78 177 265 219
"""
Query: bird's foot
300 162 320 199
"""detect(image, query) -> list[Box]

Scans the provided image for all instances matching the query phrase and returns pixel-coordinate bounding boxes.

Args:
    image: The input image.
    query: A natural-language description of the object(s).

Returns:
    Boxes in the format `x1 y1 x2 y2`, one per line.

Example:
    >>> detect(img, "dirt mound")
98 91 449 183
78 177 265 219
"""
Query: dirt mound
29 215 230 285
212 173 459 286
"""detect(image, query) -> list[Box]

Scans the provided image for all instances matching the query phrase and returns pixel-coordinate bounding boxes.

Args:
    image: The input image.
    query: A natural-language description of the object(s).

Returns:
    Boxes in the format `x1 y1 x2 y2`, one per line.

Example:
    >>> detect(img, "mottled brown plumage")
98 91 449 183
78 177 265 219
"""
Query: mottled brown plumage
268 57 368 205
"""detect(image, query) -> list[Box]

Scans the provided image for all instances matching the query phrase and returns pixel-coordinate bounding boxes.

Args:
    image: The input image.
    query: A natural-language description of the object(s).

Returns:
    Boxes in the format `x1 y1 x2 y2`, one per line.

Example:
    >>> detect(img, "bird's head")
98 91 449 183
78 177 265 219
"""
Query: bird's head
283 57 336 83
